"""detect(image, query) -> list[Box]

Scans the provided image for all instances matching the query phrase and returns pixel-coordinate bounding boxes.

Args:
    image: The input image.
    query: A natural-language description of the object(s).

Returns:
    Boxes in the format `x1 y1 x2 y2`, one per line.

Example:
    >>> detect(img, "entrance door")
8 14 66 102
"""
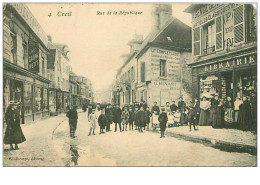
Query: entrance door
221 72 233 100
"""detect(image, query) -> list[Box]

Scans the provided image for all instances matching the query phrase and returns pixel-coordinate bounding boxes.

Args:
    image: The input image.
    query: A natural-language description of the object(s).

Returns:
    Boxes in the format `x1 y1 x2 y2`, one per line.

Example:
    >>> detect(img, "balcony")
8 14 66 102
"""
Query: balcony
203 46 215 56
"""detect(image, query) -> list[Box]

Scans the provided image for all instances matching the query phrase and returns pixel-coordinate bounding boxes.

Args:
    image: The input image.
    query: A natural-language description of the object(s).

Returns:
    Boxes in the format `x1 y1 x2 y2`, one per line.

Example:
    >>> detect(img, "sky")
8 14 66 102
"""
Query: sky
26 3 192 91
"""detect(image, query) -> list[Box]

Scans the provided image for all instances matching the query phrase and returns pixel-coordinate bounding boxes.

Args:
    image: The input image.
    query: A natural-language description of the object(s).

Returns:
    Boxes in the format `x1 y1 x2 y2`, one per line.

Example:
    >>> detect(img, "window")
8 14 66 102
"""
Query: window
10 33 17 64
42 57 45 77
128 70 131 82
203 21 216 55
22 42 28 69
131 66 134 82
246 4 257 42
234 5 245 44
193 27 201 56
160 59 166 77
141 62 145 82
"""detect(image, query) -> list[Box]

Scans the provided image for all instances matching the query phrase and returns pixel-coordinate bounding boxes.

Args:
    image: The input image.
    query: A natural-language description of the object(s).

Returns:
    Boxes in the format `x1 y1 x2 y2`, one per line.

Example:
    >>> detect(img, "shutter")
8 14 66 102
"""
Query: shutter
234 5 245 44
193 27 201 56
141 62 145 82
215 16 223 51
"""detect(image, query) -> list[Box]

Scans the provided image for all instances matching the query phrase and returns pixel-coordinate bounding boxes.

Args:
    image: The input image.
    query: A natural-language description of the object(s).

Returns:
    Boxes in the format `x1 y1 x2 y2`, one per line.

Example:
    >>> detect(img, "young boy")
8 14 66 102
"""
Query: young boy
98 108 107 134
88 108 97 136
158 108 168 138
187 107 197 131
174 109 181 127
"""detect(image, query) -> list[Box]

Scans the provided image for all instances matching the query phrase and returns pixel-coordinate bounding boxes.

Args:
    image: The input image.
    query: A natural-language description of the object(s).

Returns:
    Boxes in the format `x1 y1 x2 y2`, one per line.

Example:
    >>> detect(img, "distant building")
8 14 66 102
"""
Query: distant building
185 4 257 100
3 4 50 123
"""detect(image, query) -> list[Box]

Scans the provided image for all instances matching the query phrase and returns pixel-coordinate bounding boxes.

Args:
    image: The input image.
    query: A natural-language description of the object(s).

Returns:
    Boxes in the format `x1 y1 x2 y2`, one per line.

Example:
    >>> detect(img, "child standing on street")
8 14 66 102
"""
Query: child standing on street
121 107 129 131
88 108 97 136
98 108 107 134
174 109 181 127
128 107 135 130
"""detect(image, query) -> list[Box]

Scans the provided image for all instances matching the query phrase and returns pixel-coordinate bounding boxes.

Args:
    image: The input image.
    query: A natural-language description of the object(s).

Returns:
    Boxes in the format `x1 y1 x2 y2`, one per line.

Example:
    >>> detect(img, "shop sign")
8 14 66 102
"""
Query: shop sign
28 39 39 73
151 81 180 90
204 54 256 72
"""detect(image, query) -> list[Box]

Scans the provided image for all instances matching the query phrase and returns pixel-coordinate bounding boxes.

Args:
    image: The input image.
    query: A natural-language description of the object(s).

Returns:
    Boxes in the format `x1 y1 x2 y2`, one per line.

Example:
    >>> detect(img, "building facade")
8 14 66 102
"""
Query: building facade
47 39 71 115
3 3 50 123
185 4 257 101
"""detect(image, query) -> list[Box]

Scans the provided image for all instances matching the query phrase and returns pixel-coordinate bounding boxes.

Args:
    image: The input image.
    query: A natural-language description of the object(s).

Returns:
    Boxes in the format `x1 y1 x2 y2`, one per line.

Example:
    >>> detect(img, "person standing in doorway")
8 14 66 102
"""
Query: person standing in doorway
66 105 78 138
158 108 168 138
88 108 97 136
4 101 26 150
199 97 210 126
113 104 122 132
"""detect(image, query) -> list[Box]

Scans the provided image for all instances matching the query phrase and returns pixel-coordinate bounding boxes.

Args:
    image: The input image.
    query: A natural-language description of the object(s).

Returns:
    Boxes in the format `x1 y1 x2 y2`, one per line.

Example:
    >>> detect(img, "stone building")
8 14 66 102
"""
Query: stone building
3 4 50 123
184 4 257 100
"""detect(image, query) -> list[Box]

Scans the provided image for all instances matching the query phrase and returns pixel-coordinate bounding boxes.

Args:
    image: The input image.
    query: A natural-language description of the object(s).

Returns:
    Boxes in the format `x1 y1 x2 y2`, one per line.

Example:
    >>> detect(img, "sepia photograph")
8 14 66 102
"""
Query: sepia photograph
2 2 257 167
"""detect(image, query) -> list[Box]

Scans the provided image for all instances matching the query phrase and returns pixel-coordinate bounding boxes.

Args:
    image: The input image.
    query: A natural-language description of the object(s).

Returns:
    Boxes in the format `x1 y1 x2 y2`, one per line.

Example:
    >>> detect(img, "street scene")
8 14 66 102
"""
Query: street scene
2 3 257 167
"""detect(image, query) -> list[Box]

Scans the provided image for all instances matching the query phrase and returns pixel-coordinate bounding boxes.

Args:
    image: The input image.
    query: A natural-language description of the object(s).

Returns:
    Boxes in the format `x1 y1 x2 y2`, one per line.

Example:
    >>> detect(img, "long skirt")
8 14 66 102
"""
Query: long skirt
4 124 26 144
234 110 239 122
198 110 210 126
225 108 234 123
211 108 222 128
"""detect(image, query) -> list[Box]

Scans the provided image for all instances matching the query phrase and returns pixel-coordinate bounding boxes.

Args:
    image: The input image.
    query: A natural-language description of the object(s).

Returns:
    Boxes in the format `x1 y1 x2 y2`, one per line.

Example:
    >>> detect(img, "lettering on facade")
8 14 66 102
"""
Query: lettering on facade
152 81 181 90
151 48 180 57
28 39 39 73
11 4 48 46
204 55 256 72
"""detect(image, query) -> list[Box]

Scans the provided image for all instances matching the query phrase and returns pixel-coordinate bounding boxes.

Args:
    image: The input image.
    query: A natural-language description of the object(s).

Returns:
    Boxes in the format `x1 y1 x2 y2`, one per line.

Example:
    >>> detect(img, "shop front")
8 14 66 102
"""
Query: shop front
191 51 257 101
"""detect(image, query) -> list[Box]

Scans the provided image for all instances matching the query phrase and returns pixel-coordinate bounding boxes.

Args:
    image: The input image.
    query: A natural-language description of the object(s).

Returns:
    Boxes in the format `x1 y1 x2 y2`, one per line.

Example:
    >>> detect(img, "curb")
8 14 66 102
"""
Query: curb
150 129 257 156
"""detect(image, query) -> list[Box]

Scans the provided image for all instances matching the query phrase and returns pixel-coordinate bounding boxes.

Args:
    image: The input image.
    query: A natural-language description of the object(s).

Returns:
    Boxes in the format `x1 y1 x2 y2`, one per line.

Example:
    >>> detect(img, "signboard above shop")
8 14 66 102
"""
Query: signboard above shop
28 39 39 73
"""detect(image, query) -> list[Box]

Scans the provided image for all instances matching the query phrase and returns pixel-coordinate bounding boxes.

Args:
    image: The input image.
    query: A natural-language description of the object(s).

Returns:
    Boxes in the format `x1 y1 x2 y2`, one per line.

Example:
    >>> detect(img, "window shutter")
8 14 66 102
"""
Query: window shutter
193 27 201 56
215 16 223 51
234 5 245 44
141 62 145 82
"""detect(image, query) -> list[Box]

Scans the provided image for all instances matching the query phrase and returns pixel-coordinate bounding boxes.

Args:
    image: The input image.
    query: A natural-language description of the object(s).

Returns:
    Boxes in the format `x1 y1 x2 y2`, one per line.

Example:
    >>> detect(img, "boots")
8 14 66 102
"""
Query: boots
15 144 19 150
10 144 14 150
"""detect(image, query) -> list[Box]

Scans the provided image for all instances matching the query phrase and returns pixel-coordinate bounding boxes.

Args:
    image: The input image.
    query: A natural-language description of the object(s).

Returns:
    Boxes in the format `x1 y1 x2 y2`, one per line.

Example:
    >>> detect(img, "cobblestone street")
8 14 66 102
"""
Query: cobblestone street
3 111 257 167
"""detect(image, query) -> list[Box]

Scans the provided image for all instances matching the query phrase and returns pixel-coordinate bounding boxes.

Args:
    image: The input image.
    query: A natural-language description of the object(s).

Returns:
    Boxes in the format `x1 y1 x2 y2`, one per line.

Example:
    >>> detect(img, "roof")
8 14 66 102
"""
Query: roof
184 4 204 13
136 17 192 59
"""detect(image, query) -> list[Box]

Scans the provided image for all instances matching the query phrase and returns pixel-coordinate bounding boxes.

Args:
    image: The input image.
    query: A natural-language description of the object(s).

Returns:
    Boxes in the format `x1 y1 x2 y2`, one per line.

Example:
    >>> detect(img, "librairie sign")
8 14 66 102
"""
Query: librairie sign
28 39 39 73
204 54 256 72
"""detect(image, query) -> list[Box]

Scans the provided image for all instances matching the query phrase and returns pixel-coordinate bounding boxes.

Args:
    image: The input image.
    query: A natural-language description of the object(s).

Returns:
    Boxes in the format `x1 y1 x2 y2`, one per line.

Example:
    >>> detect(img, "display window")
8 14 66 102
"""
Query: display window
199 75 219 99
34 86 42 112
24 83 32 115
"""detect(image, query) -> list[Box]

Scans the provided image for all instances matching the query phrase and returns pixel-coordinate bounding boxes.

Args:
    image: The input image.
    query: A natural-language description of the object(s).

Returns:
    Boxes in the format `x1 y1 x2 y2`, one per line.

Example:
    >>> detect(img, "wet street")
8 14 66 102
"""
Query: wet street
3 111 257 167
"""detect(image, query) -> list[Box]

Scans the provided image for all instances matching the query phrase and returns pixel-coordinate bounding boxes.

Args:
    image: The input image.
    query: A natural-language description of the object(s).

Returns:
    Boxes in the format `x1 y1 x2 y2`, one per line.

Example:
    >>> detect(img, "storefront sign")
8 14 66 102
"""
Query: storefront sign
151 81 180 90
204 54 256 72
193 4 239 28
11 4 48 46
28 39 39 73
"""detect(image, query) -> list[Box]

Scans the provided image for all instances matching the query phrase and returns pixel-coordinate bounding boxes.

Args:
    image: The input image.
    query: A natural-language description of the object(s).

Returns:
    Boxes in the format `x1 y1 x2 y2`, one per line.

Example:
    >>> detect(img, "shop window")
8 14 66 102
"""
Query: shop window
34 86 42 112
160 59 166 77
200 75 219 99
42 88 48 111
24 83 32 115
202 21 216 55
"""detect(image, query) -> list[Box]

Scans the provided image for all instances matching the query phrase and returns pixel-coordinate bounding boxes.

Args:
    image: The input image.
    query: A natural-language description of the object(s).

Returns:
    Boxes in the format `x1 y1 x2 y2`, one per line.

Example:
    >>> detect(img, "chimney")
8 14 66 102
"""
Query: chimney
47 35 52 42
151 4 172 32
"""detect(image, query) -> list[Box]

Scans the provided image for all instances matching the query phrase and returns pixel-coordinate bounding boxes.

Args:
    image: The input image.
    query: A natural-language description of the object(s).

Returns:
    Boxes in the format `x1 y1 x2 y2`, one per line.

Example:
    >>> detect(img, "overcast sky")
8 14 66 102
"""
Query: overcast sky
27 3 191 91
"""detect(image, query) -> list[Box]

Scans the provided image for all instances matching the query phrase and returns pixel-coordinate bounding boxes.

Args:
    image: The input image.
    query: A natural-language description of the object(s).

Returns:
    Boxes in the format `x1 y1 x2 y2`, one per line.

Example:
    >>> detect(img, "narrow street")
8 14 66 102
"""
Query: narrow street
3 111 256 167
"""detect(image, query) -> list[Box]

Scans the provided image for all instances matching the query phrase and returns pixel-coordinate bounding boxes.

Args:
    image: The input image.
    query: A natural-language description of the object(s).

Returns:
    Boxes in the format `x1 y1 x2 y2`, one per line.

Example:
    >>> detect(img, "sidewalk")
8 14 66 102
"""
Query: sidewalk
153 126 257 155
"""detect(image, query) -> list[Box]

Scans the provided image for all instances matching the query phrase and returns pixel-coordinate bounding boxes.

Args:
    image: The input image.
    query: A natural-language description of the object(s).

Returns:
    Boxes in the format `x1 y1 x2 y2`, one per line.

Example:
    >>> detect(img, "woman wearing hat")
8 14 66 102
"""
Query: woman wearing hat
4 101 26 150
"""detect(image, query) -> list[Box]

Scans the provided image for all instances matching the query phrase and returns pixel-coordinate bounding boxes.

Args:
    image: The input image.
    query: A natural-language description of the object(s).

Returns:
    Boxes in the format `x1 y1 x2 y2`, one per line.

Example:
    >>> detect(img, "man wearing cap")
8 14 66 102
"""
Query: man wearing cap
66 106 78 138
151 102 160 115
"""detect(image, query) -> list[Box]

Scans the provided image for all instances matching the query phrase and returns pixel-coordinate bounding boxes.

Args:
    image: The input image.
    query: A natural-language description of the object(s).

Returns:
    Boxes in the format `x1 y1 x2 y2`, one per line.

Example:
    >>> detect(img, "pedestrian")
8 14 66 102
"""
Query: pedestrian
113 104 122 132
210 95 223 128
66 105 78 138
158 108 168 138
105 104 113 132
98 108 107 134
224 96 234 128
144 107 152 130
170 100 178 113
173 109 181 127
88 108 97 136
187 106 197 131
134 106 146 132
178 97 186 125
82 103 87 112
88 104 93 117
234 97 243 125
4 101 26 150
166 102 171 115
198 96 210 126
133 105 139 130
128 107 135 130
237 96 253 131
194 98 200 129
121 107 129 131
151 101 160 115
95 103 101 118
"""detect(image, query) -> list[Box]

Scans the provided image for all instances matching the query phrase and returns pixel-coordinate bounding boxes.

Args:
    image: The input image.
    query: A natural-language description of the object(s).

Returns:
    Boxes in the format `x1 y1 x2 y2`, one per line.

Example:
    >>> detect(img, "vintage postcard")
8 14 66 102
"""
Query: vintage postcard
2 3 257 167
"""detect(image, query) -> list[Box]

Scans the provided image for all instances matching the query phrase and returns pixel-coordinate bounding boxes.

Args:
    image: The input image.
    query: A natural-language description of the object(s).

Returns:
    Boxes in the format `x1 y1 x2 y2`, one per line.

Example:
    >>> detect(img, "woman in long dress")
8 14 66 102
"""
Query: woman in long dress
211 95 223 128
4 102 26 150
224 96 234 128
198 97 210 126
237 96 253 131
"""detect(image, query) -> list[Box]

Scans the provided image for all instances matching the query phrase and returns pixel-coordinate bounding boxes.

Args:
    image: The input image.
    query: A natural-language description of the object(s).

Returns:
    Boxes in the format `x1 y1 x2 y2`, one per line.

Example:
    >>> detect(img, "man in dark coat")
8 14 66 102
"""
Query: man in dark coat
105 104 113 132
237 96 253 131
134 106 146 132
98 108 107 134
4 101 26 150
151 102 160 115
66 106 78 138
194 98 200 127
178 97 186 125
128 107 135 130
158 108 168 138
113 104 122 132
170 101 178 113
144 107 152 130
